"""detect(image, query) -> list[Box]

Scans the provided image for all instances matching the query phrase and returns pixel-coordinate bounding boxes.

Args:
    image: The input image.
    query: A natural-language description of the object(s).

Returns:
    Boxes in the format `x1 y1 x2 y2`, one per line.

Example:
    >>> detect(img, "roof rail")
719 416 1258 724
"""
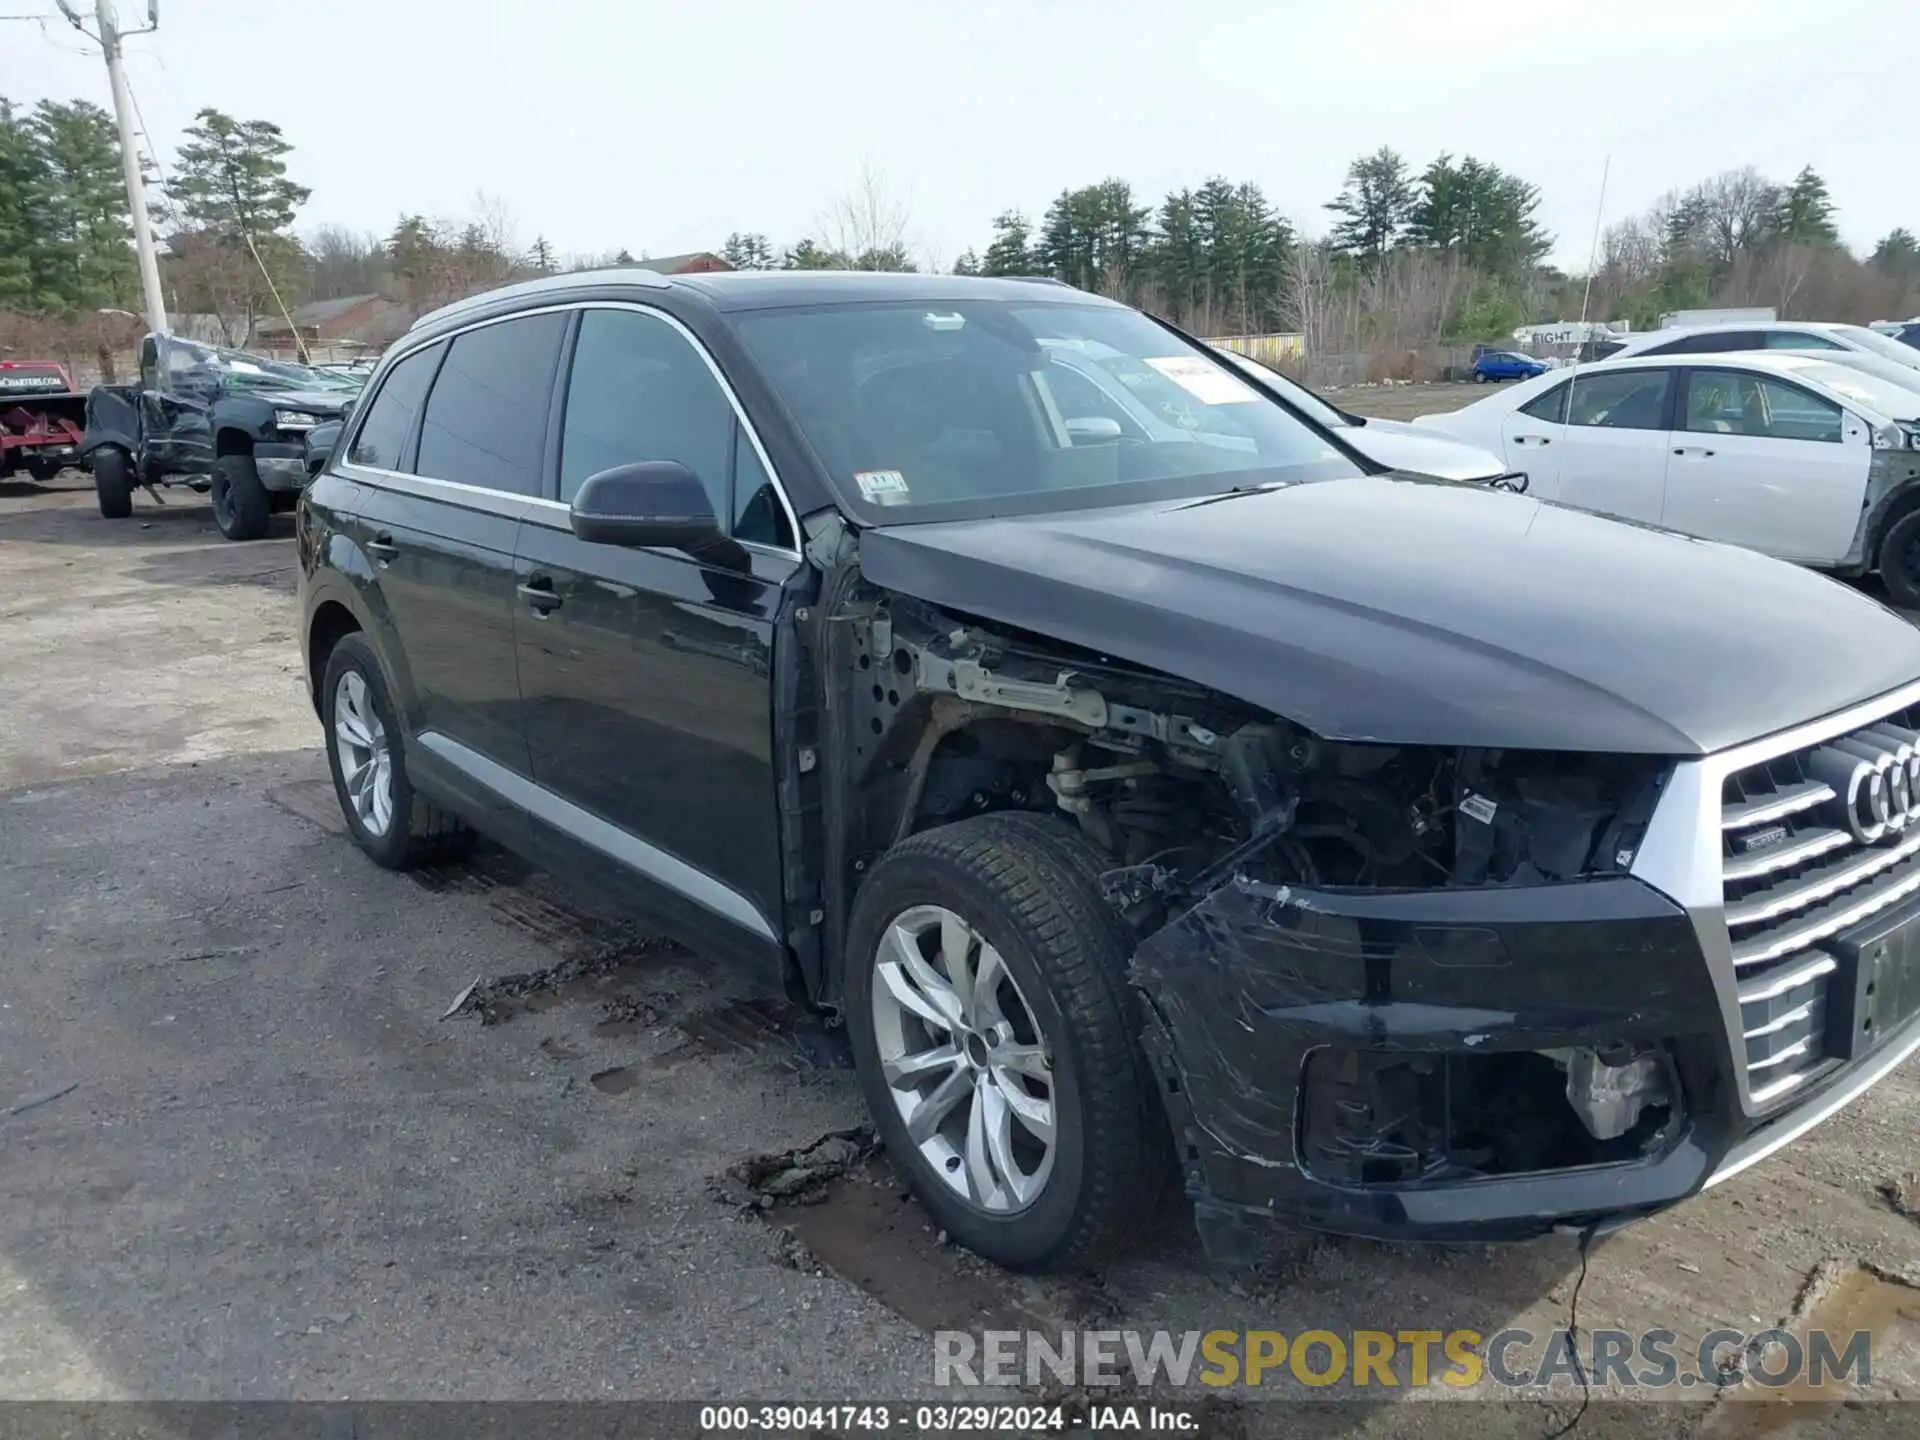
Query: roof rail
407 267 671 333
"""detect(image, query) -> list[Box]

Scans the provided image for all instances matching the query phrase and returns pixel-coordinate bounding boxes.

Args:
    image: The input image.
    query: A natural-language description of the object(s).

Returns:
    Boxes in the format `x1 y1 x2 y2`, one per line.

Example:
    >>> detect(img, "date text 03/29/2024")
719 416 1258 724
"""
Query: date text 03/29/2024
697 1404 1198 1433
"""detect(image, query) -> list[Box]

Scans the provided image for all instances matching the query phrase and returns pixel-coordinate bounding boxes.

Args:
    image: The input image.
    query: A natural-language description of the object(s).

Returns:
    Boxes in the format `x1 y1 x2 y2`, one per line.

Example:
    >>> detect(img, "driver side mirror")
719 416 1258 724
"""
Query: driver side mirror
570 461 727 553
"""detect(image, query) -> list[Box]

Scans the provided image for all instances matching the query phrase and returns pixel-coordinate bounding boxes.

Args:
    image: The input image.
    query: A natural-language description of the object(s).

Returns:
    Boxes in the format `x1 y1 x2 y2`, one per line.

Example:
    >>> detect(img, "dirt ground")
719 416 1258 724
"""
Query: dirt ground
2 430 1917 1434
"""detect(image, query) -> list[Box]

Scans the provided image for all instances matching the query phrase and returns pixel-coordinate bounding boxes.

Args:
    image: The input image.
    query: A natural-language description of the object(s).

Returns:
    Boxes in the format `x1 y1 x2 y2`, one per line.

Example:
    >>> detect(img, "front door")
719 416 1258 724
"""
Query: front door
336 312 568 837
513 305 800 955
1552 367 1677 526
1660 367 1870 563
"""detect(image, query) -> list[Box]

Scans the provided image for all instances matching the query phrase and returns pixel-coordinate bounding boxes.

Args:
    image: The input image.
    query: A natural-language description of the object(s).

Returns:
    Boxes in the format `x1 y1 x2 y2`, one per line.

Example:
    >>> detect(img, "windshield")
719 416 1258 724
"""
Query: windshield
1832 325 1920 371
1211 348 1350 429
733 300 1361 521
167 337 357 392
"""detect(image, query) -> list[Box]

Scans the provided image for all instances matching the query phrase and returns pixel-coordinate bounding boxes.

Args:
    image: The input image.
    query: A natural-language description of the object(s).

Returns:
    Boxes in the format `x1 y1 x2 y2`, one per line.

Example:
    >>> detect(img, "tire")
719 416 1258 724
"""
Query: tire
1879 507 1920 609
93 446 134 518
210 453 271 541
26 457 63 483
320 632 475 870
844 811 1177 1273
1474 372 1489 384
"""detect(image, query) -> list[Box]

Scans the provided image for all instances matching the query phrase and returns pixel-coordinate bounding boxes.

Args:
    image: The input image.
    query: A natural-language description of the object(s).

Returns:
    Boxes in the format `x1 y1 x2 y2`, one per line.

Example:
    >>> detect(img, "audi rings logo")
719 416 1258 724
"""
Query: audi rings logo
1808 727 1920 843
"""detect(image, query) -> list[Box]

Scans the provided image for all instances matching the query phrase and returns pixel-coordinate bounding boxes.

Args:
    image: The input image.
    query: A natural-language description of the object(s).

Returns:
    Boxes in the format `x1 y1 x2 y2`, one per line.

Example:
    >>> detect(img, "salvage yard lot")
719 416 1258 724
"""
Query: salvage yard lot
2 384 1917 1432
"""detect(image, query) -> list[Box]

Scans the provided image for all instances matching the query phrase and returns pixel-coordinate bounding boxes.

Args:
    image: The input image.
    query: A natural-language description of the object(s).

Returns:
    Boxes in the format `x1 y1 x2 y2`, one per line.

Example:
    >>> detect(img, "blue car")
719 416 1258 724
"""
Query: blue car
1473 350 1552 383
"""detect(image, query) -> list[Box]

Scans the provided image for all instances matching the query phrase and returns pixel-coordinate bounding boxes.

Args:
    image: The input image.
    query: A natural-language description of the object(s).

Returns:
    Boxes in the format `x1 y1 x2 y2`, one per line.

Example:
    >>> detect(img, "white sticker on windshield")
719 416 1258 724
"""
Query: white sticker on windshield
1143 355 1261 405
855 469 912 504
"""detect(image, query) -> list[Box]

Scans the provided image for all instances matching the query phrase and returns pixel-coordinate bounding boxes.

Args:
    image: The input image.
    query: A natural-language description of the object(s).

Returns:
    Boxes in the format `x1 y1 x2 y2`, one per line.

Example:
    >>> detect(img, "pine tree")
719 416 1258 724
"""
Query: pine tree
27 99 137 311
0 100 46 311
167 108 311 333
979 212 1034 276
1777 166 1839 246
1325 147 1414 268
528 236 557 273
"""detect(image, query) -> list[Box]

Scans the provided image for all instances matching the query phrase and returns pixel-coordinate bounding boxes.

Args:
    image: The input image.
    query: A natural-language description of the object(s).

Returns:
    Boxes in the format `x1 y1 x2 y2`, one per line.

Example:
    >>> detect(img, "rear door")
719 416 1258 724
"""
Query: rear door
1660 367 1869 563
1497 377 1569 495
512 304 800 956
1550 367 1677 525
339 311 568 835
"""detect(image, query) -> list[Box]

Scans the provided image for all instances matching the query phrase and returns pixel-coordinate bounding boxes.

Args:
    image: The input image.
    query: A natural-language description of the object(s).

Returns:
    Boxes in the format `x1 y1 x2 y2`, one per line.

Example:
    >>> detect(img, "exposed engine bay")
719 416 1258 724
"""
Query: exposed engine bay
840 594 1666 919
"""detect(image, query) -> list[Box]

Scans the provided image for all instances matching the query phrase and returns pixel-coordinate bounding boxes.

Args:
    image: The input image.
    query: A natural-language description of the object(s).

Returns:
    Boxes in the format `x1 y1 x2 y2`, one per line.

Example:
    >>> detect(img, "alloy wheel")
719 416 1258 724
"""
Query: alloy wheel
869 904 1057 1213
333 670 394 837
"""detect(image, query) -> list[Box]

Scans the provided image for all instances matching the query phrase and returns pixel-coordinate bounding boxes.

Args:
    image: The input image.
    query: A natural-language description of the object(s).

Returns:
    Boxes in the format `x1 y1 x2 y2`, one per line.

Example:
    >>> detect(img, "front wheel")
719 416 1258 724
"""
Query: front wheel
844 812 1177 1273
92 446 134 518
210 453 271 540
1473 372 1489 384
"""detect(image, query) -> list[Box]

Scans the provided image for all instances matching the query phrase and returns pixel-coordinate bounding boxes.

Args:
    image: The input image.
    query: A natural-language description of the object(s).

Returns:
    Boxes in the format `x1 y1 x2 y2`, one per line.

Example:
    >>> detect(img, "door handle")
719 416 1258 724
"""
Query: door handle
1515 434 1552 446
1672 447 1716 458
517 578 562 615
366 534 398 562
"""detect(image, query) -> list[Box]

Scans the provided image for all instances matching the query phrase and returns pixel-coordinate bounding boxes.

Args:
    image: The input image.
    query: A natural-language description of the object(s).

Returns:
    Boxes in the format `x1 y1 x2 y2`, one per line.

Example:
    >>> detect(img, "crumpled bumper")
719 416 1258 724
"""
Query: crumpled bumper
1130 873 1747 1256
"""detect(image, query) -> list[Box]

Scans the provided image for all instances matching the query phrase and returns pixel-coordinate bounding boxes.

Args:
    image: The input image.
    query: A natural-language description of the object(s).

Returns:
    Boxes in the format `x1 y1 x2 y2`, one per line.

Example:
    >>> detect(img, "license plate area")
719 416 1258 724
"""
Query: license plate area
1825 892 1920 1060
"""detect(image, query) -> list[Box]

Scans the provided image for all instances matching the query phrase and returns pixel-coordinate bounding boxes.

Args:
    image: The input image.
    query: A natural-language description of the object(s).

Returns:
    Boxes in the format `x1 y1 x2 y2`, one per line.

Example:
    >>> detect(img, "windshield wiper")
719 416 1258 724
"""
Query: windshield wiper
1174 480 1289 512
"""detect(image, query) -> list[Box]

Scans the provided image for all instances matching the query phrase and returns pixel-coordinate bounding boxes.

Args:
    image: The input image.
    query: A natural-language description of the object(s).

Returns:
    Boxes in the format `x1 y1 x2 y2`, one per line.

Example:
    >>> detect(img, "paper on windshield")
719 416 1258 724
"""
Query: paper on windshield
1143 356 1261 405
854 469 912 505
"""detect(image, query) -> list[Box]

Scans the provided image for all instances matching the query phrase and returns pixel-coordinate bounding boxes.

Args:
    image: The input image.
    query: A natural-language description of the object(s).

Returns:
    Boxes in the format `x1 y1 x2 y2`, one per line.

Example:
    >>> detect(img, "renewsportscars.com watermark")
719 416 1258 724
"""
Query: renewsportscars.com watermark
934 1327 1874 1391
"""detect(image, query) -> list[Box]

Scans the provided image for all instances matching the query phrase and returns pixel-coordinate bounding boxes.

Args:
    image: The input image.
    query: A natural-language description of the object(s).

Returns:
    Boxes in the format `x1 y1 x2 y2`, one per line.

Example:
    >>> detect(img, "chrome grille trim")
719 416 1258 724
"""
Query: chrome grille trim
1736 954 1837 1005
1744 1000 1816 1041
1721 780 1835 831
1730 843 1920 969
1722 826 1850 882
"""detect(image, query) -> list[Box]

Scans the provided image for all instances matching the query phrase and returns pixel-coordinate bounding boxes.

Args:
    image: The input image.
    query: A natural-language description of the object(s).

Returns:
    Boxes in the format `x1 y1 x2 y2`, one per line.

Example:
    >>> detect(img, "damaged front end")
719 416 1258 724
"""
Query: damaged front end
1108 733 1721 1255
825 578 1727 1253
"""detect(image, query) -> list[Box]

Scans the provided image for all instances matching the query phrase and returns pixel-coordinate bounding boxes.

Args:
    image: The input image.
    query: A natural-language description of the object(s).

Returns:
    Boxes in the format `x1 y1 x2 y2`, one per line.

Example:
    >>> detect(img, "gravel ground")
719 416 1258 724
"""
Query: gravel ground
2 463 1916 1432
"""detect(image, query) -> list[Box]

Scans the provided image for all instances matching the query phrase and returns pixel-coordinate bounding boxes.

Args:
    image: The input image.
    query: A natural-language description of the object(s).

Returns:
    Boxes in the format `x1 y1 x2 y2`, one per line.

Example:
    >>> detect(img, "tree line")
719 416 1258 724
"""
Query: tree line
4 93 1918 373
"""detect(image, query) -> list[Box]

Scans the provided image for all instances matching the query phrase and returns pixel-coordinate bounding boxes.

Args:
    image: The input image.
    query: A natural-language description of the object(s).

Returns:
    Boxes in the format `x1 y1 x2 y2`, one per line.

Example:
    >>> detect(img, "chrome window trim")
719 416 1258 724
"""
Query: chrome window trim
337 298 803 559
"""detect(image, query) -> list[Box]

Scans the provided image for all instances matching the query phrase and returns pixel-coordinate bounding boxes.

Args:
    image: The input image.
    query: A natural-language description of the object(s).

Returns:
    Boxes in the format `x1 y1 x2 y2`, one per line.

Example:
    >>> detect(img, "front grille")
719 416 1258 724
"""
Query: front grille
1719 699 1920 1107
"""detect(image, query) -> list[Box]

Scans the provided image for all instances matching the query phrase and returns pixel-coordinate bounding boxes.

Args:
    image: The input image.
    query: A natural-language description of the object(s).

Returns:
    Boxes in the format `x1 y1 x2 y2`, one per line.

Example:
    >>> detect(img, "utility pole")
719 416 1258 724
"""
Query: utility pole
55 0 168 332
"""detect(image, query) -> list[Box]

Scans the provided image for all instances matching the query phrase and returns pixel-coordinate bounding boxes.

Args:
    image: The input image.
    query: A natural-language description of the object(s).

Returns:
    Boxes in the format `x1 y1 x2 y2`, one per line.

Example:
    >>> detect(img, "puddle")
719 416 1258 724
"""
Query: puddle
1700 1264 1920 1437
590 1066 639 1096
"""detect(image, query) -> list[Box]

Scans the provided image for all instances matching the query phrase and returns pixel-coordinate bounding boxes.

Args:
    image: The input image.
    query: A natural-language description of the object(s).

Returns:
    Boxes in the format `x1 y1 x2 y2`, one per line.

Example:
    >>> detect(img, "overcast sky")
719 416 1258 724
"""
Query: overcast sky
2 0 1908 272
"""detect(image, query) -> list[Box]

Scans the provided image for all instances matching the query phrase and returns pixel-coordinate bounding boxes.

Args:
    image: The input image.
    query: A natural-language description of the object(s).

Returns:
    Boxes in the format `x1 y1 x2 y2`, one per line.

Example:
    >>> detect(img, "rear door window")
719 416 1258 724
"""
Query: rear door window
415 313 567 495
1519 381 1569 423
1565 369 1673 430
345 343 441 470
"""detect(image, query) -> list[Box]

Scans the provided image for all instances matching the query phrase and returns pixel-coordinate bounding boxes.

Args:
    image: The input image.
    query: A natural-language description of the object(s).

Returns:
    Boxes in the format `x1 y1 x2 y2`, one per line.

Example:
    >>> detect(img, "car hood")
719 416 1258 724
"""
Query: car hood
859 474 1920 755
1341 422 1507 481
259 388 353 413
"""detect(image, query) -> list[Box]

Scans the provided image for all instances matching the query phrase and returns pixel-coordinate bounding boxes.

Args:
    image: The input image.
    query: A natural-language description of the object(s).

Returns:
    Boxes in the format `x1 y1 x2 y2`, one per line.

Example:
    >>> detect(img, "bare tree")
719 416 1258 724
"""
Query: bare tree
821 154 914 271
1278 238 1334 356
1692 167 1780 270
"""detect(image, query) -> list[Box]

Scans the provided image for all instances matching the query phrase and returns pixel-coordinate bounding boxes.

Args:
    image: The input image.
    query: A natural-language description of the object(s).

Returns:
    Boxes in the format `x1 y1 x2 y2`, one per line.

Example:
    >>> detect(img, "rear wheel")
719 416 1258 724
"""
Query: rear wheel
845 812 1177 1273
210 453 271 541
1878 507 1920 609
26 456 63 483
320 633 475 870
92 446 134 518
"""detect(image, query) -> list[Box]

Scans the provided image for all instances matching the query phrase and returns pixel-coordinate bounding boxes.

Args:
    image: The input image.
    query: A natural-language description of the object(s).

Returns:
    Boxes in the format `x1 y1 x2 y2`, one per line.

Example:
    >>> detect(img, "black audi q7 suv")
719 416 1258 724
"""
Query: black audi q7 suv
298 269 1920 1273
